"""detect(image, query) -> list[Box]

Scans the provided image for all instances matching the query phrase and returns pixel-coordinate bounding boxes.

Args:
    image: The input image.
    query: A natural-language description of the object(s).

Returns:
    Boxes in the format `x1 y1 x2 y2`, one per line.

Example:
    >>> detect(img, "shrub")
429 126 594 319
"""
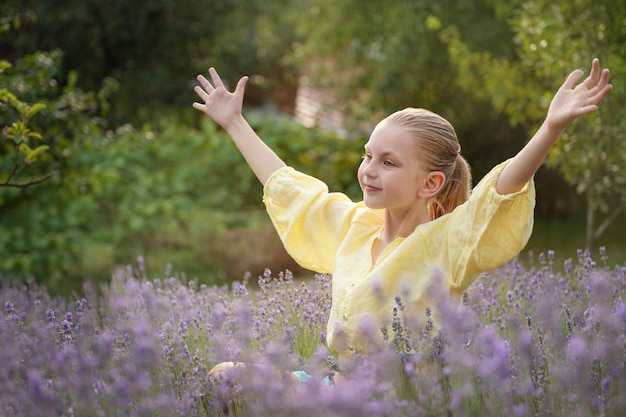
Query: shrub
1 106 364 293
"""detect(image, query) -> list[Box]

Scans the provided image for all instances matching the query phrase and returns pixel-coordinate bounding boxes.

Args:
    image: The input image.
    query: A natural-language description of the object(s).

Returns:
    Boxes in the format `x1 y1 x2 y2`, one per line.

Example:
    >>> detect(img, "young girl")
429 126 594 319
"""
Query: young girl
193 59 611 382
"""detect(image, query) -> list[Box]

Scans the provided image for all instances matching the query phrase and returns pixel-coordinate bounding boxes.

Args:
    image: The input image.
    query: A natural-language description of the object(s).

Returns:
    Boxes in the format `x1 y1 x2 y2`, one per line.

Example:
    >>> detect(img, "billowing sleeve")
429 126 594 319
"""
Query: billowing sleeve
262 167 361 273
443 160 536 291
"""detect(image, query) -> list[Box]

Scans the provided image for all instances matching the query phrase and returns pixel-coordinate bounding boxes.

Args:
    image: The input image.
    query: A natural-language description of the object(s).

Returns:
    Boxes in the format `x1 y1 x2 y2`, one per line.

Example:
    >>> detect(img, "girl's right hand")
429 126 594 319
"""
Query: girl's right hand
192 67 249 130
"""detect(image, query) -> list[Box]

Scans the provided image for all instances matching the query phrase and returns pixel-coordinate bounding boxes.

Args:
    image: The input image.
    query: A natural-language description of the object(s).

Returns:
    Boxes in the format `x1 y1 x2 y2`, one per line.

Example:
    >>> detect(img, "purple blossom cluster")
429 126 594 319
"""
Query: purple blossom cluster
1 249 625 416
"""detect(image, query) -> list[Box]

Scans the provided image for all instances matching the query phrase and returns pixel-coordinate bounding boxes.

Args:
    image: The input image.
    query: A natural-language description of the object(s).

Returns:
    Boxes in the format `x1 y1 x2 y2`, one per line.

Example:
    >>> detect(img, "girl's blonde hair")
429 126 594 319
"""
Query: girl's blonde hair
384 108 472 220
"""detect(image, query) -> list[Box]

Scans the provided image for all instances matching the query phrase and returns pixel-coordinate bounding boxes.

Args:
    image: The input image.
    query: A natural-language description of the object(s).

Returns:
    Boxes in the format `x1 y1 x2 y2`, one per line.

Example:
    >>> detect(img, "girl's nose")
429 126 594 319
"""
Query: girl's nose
362 161 377 178
365 162 378 177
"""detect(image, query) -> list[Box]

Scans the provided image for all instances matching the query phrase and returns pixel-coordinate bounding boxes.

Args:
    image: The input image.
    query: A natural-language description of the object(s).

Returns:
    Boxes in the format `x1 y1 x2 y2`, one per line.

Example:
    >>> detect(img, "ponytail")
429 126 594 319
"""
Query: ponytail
428 154 472 220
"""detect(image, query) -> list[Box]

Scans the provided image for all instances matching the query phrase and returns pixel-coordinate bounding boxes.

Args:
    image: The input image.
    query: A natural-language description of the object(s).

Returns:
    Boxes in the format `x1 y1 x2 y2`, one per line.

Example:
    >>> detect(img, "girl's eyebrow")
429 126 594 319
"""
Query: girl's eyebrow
364 146 396 159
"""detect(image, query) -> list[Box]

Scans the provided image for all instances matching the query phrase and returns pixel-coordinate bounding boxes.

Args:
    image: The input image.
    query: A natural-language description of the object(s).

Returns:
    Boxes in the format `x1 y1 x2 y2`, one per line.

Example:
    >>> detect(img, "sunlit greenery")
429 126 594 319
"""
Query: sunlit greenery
0 0 623 293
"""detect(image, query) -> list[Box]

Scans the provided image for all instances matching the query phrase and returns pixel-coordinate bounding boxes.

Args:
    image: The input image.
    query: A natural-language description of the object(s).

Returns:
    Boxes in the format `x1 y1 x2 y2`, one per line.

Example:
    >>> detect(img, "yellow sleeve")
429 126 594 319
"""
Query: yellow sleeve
262 167 361 273
444 160 536 290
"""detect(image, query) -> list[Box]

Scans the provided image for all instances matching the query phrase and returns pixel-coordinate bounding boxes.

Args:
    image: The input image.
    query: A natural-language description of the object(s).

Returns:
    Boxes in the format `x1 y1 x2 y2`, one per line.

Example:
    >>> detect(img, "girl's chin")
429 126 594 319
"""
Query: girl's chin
362 198 385 210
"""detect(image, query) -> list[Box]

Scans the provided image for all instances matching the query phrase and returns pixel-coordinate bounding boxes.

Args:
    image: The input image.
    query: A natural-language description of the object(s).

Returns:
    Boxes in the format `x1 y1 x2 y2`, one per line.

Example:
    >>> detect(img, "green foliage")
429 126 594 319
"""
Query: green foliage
296 0 452 119
295 0 512 117
0 0 300 124
2 0 624 292
0 50 113 292
432 0 626 246
292 0 527 182
505 0 626 217
0 73 51 187
0 108 363 293
248 111 363 200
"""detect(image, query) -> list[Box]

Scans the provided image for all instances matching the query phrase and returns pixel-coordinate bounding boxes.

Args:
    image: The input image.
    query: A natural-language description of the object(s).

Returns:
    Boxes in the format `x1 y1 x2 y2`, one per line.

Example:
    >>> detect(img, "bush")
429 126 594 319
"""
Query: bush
0 49 114 293
1 108 364 293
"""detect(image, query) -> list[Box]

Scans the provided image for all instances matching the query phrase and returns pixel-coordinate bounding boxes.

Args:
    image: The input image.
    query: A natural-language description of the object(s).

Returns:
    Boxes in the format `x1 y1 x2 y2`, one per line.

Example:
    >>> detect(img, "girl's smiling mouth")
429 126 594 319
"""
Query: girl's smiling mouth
362 184 381 192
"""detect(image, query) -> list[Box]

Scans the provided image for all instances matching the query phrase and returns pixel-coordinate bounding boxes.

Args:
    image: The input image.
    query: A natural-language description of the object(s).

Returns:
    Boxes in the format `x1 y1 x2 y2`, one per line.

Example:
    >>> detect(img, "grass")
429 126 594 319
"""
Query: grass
522 213 626 268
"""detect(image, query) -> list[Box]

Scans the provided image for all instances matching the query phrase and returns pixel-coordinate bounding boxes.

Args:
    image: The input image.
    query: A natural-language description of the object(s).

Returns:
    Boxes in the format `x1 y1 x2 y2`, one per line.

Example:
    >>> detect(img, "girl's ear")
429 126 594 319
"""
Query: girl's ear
418 171 446 198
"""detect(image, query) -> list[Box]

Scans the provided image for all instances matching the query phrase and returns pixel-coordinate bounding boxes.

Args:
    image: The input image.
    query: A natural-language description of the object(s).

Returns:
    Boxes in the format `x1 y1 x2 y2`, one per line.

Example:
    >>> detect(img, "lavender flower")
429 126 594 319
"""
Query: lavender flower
5 300 15 315
0 248 624 416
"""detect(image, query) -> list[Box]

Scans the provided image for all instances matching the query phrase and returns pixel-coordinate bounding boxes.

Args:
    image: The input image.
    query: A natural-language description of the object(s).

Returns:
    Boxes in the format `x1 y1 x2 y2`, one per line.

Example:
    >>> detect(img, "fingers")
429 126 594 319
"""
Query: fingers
191 67 250 114
193 83 210 102
196 73 214 93
564 59 612 100
592 74 613 104
195 68 248 96
209 67 225 89
194 67 225 94
562 69 584 90
596 68 611 95
234 75 249 96
582 58 611 91
585 59 612 105
582 58 601 89
192 68 229 110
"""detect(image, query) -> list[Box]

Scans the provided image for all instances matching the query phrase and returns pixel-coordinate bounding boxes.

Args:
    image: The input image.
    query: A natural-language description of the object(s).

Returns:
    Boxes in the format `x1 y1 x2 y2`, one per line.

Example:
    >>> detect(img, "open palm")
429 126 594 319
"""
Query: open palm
547 58 612 132
193 67 249 130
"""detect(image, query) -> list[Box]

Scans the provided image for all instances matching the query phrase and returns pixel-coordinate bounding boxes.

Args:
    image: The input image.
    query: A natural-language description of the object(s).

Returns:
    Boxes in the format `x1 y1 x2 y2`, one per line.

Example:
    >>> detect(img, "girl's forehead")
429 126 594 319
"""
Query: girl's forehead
366 122 413 149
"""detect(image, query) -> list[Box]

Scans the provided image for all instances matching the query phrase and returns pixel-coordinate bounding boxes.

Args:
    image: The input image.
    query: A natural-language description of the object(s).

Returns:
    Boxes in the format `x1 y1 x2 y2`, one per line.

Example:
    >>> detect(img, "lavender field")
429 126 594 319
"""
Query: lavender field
2 248 625 417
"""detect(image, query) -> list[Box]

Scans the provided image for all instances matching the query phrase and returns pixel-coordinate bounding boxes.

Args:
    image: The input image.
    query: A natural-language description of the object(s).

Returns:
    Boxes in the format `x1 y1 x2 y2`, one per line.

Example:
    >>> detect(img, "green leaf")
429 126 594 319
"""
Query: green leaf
25 102 46 120
0 60 11 72
12 132 24 144
27 131 43 140
0 88 17 102
25 144 51 164
64 70 79 93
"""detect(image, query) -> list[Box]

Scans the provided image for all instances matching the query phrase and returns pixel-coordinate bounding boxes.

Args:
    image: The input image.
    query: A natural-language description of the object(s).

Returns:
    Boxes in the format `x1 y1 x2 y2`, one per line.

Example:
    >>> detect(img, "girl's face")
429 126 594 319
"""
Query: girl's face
358 121 431 211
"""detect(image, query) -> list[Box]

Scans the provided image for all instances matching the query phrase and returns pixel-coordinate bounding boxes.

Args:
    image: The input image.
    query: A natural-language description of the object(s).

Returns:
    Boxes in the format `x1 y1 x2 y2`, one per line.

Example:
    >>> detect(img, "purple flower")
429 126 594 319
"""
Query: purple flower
513 403 528 417
1 248 624 415
137 255 145 272
46 308 56 322
26 369 44 399
60 319 72 341
5 300 15 314
478 327 511 386
394 295 405 311
567 335 587 362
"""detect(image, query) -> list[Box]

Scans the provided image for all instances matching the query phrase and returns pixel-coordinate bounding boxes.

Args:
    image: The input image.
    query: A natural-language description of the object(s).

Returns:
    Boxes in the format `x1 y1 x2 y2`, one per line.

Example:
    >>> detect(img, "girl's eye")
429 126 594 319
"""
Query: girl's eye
383 160 396 167
362 152 372 160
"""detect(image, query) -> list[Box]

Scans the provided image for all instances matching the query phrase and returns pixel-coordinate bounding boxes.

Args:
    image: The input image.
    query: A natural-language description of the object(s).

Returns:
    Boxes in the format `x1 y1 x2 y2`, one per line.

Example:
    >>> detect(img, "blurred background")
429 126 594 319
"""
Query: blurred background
1 0 624 295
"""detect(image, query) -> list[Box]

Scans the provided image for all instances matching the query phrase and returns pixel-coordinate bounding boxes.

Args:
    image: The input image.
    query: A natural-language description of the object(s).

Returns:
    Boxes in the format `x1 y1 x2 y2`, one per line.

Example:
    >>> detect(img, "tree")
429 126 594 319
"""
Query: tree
0 0 302 125
0 48 119 293
433 0 626 248
290 0 535 184
297 0 513 112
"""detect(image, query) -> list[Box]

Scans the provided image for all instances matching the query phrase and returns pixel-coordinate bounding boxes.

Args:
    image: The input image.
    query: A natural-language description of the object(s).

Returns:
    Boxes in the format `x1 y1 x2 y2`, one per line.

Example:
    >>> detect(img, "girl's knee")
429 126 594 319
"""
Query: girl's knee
333 372 347 385
209 361 238 375
209 362 300 386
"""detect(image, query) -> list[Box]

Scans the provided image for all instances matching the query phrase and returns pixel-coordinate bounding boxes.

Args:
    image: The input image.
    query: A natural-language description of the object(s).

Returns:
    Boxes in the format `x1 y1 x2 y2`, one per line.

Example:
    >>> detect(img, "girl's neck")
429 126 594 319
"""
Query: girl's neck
371 207 430 265
380 205 431 241
370 202 430 265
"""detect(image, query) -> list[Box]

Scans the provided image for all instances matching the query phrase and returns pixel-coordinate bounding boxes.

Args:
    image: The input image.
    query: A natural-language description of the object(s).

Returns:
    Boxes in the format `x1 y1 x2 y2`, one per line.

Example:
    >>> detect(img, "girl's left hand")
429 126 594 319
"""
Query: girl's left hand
546 58 612 132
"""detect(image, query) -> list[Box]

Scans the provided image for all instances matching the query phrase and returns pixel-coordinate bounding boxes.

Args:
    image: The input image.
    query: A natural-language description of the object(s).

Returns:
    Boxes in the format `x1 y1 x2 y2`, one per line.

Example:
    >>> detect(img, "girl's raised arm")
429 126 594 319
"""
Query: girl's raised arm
496 58 612 195
193 68 286 185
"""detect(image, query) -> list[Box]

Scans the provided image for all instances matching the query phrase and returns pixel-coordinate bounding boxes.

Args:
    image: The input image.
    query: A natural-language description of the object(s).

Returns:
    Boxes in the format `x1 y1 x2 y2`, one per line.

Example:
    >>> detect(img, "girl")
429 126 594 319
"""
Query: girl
193 59 611 382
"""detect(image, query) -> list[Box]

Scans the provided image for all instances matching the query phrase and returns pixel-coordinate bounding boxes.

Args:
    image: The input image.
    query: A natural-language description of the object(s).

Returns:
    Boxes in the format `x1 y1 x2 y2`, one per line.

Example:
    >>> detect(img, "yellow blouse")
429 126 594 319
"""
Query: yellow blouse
263 161 535 355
